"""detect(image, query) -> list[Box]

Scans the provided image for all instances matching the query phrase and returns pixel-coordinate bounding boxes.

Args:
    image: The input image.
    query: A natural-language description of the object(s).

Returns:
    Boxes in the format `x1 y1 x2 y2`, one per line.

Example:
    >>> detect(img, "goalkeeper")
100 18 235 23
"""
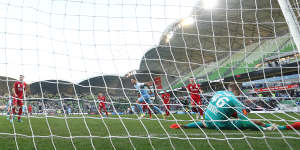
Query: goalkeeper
170 83 300 131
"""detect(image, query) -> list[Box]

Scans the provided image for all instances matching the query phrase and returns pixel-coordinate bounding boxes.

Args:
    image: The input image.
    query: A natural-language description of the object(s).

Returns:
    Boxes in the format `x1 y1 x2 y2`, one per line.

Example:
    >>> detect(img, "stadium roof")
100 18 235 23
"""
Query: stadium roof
0 76 17 95
30 80 76 96
139 0 290 77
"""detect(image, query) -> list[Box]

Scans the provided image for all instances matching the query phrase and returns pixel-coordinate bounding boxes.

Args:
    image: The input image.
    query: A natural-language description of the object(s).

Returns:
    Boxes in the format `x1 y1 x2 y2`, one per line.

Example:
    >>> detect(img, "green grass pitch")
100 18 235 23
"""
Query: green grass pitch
0 113 299 150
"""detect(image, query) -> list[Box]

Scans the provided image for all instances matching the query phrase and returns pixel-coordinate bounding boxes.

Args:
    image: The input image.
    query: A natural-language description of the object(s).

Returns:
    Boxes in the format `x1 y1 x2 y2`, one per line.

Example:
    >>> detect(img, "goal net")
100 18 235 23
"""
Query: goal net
0 0 300 149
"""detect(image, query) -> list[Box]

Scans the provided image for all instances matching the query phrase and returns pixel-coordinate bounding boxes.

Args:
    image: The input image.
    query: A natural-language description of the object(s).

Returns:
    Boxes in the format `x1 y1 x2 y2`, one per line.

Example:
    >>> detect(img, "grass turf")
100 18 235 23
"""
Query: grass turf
0 113 299 150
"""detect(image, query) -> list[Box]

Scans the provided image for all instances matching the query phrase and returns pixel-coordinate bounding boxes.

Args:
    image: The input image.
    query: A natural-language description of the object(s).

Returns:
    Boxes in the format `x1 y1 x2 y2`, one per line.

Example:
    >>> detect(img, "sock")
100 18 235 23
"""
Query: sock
18 107 22 120
148 109 152 118
12 108 16 115
286 122 300 130
198 108 203 116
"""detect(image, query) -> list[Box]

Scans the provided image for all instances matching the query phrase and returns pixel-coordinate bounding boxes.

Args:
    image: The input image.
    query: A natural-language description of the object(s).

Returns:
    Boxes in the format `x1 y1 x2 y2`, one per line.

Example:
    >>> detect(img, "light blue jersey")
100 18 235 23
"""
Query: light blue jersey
134 82 163 114
7 99 12 107
6 97 12 109
23 105 27 113
134 82 150 98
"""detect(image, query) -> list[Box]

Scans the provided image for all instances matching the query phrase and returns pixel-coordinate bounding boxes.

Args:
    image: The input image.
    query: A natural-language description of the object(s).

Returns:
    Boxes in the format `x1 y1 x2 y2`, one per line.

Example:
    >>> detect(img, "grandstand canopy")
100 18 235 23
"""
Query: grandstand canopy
0 76 17 96
139 0 289 78
30 80 75 96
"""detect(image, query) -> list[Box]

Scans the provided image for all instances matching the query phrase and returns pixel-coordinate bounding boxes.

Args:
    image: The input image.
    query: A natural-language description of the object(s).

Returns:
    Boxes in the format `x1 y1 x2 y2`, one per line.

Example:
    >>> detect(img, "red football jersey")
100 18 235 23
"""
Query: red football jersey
14 81 27 98
98 96 106 104
186 83 201 95
28 105 32 111
161 93 170 104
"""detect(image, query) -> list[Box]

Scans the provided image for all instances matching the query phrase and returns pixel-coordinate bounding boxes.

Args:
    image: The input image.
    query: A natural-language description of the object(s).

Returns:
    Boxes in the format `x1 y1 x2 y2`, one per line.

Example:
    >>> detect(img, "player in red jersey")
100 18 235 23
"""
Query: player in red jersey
142 102 152 119
12 75 28 122
186 78 203 120
28 104 32 116
161 91 171 117
98 92 108 117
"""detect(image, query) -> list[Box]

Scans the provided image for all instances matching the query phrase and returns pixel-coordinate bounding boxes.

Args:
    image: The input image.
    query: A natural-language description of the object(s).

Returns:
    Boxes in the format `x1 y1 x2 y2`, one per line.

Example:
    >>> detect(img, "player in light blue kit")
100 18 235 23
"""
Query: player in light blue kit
22 105 27 115
131 79 163 119
6 96 13 121
170 83 300 131
67 106 72 115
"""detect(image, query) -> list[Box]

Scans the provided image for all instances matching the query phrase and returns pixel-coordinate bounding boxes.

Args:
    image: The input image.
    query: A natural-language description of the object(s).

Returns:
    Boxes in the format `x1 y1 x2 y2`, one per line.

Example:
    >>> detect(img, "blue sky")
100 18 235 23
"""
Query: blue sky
0 0 196 83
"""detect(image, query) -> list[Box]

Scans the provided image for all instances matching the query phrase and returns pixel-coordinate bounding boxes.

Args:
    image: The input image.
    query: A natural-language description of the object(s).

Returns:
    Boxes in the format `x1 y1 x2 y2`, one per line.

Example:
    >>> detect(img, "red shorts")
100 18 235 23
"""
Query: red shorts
99 103 106 109
163 100 169 104
190 94 201 106
13 96 23 106
164 105 170 110
141 102 149 109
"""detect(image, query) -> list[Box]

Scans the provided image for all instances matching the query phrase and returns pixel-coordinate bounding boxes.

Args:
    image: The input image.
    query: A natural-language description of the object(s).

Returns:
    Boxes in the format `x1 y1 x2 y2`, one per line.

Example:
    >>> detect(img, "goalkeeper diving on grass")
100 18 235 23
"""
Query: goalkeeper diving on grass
170 83 300 131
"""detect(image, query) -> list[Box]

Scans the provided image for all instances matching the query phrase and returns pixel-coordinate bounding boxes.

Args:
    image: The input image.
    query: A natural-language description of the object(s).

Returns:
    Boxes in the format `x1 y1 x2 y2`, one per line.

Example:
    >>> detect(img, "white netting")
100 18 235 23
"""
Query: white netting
0 0 300 149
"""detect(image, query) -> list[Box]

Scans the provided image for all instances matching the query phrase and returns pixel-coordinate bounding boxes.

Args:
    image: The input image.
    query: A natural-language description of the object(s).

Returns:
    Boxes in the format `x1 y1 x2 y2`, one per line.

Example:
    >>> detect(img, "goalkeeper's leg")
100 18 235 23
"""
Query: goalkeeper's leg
258 122 300 131
209 120 300 131
230 120 289 131
250 120 300 130
285 122 300 130
200 120 265 130
236 120 266 130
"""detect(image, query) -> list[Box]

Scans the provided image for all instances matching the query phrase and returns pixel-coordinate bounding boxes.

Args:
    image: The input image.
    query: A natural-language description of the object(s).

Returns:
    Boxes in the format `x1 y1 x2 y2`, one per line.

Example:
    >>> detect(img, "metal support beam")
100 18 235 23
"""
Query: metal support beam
278 0 300 53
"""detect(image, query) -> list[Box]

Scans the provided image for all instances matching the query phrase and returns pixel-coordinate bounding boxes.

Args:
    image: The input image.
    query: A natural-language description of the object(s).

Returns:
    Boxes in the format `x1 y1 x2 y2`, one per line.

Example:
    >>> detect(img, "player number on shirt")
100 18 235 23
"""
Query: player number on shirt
216 97 230 107
212 95 230 107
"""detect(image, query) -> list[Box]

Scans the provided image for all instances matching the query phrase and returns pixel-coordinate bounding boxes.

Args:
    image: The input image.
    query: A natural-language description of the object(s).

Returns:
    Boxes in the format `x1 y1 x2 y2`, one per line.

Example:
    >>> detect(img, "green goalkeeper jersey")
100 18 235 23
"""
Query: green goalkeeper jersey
205 91 248 121
185 91 268 130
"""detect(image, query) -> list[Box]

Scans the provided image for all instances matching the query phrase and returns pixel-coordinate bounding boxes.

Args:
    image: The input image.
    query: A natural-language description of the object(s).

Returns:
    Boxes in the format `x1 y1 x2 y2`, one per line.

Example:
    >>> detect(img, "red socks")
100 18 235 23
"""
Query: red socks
287 122 300 130
18 107 22 120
